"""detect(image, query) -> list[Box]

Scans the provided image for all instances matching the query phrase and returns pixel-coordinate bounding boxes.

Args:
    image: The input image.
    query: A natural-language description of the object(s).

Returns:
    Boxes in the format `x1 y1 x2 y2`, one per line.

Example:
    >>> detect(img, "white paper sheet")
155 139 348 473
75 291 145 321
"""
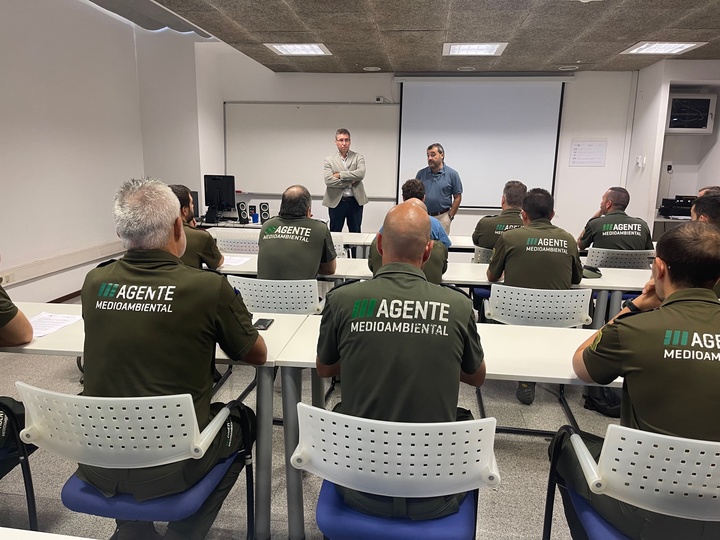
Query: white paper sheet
29 312 82 338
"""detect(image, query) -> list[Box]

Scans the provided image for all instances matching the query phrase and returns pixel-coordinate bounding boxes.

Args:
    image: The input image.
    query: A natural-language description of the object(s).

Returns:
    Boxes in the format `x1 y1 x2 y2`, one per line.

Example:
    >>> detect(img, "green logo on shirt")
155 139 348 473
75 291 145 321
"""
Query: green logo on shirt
264 226 278 234
496 224 504 231
602 224 613 232
526 238 539 245
98 283 119 298
664 330 689 346
352 298 377 318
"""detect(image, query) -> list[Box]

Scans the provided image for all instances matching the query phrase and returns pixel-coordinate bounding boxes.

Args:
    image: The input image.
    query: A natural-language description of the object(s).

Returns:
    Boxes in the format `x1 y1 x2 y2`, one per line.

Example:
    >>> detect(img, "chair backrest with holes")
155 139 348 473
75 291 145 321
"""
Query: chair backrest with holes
331 233 349 258
596 424 720 521
586 248 654 269
472 247 493 264
484 284 592 327
226 276 321 313
16 382 201 469
291 403 500 498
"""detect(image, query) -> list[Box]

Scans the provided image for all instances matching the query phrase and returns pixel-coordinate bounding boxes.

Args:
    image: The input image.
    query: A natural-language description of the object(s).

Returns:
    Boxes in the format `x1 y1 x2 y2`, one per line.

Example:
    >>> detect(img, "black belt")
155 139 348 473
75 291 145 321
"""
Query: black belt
429 210 448 217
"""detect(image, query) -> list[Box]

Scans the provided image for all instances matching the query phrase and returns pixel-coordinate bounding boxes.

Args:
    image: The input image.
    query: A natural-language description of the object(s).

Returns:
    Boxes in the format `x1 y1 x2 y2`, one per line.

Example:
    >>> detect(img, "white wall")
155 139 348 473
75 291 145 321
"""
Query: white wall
135 28 209 187
1 0 144 300
553 72 635 236
195 44 638 237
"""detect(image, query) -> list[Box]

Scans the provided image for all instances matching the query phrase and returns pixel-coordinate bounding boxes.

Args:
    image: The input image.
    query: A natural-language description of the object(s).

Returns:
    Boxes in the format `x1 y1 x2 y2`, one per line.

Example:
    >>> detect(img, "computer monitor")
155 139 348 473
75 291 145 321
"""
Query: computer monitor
203 175 235 212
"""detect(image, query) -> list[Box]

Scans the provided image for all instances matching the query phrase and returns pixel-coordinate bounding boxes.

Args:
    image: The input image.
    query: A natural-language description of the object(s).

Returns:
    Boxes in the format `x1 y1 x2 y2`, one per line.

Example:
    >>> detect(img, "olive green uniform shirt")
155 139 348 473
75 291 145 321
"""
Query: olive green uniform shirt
367 237 448 285
257 215 336 279
81 250 259 427
180 221 223 269
0 284 18 328
579 210 653 250
488 219 583 289
583 288 720 441
472 208 523 249
317 263 483 423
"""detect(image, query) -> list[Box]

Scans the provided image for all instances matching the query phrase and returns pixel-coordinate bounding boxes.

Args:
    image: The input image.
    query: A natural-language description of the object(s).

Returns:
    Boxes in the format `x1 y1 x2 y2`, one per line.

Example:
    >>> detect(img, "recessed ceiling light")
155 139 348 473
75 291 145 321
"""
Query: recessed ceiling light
264 43 332 56
457 67 476 72
363 66 381 72
443 43 508 56
621 42 707 55
558 65 579 71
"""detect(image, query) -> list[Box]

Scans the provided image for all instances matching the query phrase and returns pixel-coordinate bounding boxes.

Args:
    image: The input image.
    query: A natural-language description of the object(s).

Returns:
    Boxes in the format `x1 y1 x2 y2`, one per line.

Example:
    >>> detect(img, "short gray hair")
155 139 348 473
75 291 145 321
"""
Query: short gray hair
279 185 312 217
113 178 180 250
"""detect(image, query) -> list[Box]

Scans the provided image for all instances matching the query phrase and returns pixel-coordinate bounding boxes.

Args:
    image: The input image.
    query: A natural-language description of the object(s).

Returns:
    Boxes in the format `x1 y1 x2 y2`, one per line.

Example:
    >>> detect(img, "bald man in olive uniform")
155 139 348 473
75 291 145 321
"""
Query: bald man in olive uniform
317 200 485 521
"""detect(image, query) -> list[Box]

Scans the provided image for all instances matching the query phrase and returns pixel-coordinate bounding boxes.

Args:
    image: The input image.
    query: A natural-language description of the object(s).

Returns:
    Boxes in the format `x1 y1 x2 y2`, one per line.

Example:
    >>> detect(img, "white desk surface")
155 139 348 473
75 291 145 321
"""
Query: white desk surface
3 303 309 365
209 228 374 246
218 254 360 279
0 528 95 540
218 256 650 292
274 315 620 387
447 235 475 250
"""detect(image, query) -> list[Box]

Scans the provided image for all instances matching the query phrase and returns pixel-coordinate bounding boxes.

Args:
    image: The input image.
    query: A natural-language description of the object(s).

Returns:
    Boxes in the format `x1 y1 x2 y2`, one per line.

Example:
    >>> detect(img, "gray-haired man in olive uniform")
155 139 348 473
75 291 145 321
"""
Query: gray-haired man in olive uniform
472 180 526 250
317 200 485 520
80 178 267 540
551 221 720 539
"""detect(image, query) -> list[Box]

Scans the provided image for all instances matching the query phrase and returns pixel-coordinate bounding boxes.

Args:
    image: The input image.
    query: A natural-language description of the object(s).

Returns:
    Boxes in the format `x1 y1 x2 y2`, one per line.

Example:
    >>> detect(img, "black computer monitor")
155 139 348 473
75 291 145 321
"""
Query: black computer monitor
203 175 235 212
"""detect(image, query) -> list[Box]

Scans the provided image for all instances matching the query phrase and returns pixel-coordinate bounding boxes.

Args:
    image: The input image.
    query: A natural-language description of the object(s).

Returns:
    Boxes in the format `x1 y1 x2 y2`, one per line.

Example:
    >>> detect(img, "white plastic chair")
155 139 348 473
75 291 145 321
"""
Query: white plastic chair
472 247 493 264
291 403 499 539
484 284 592 328
227 275 322 314
586 248 654 269
291 403 500 497
215 237 260 254
16 382 229 467
543 424 720 539
331 232 350 258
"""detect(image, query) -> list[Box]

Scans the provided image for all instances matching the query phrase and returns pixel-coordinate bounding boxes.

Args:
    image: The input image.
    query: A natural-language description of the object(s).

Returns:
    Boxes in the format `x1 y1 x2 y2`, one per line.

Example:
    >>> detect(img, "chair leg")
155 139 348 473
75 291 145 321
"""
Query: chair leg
212 365 233 396
245 454 255 540
76 356 84 385
324 376 340 402
543 425 575 540
18 449 38 530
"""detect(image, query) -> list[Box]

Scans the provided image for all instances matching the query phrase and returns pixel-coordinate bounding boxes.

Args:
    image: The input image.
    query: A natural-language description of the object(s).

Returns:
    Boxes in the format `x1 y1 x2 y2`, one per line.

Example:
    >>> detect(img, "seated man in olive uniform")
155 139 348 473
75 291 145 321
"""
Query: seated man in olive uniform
551 221 720 540
257 185 336 280
80 178 267 540
472 180 526 249
169 184 224 270
577 187 653 251
317 200 486 520
0 276 32 346
368 180 449 284
487 188 582 405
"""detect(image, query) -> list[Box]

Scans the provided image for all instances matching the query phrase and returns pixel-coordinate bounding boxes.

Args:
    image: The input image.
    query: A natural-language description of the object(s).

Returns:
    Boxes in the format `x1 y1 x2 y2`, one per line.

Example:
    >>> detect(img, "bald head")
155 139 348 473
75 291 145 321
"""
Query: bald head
377 201 432 267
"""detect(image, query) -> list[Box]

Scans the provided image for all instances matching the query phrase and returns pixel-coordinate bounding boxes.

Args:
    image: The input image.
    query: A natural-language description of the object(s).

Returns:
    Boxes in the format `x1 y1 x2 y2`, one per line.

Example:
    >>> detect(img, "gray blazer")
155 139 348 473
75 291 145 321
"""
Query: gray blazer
322 150 368 208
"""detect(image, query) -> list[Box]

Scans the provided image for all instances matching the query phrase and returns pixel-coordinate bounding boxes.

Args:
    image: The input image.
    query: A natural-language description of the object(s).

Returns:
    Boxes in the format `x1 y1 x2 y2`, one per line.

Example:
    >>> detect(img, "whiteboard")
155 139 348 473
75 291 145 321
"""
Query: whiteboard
224 103 400 199
399 82 564 208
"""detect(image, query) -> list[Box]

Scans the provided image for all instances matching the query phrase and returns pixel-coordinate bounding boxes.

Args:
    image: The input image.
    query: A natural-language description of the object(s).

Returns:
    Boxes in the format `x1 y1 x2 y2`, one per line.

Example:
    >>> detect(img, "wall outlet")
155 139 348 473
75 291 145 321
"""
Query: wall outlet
1 273 15 284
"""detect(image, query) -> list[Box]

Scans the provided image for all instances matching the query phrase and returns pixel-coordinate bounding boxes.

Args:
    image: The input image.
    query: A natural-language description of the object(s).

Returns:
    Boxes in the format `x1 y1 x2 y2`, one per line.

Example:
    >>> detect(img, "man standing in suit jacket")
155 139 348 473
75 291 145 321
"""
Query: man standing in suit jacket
323 128 368 233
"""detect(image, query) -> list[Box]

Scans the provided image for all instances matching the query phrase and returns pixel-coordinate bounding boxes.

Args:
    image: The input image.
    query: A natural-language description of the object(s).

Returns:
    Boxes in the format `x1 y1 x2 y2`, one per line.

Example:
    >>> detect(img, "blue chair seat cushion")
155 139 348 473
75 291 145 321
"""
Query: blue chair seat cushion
567 487 630 540
316 480 477 540
61 453 237 522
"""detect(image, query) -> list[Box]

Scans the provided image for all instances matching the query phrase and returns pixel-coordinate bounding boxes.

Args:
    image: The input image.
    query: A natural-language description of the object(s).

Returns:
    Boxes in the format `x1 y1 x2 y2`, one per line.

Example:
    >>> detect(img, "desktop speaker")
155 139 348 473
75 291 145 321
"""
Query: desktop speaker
260 202 270 224
237 202 249 225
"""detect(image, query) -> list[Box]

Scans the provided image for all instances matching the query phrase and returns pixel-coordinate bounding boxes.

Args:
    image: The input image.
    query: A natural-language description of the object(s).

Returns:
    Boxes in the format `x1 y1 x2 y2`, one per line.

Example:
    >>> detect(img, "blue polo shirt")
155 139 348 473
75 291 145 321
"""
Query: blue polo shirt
415 164 463 215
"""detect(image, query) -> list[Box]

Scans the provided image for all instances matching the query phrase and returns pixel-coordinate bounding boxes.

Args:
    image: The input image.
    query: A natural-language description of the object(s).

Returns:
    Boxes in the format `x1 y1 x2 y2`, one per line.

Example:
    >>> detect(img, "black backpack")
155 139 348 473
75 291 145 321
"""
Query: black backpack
583 386 621 418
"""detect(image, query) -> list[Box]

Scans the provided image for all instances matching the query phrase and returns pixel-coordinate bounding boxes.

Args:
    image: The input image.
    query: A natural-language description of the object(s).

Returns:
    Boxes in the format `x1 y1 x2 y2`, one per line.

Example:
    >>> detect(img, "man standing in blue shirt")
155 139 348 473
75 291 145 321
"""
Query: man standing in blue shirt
415 143 463 234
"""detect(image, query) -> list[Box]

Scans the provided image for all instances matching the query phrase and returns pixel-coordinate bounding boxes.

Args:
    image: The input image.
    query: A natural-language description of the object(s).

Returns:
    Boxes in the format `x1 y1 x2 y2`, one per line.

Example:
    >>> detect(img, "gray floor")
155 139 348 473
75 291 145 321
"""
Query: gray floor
0 339 617 539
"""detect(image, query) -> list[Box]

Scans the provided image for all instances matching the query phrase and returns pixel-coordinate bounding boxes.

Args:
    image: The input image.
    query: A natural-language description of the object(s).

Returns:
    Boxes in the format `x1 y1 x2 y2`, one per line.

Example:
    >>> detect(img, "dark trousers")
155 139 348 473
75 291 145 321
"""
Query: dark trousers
550 430 720 540
329 197 363 233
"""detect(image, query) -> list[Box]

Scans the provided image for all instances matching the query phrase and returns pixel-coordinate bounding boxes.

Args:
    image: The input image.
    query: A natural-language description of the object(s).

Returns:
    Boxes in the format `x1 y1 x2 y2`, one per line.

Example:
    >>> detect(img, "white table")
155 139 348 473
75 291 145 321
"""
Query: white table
2 303 308 540
447 234 475 252
273 316 620 539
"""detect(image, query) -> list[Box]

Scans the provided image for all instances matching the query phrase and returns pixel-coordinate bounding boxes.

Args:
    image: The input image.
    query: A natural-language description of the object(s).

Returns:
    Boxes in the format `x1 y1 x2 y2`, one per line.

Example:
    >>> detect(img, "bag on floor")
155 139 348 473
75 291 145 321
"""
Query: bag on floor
582 386 621 418
0 396 26 449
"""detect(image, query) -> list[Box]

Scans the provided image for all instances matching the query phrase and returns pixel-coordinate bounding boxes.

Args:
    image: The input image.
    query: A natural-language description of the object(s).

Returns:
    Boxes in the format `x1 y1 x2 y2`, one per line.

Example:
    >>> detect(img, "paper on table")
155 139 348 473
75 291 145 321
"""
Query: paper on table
29 312 82 338
222 256 252 266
